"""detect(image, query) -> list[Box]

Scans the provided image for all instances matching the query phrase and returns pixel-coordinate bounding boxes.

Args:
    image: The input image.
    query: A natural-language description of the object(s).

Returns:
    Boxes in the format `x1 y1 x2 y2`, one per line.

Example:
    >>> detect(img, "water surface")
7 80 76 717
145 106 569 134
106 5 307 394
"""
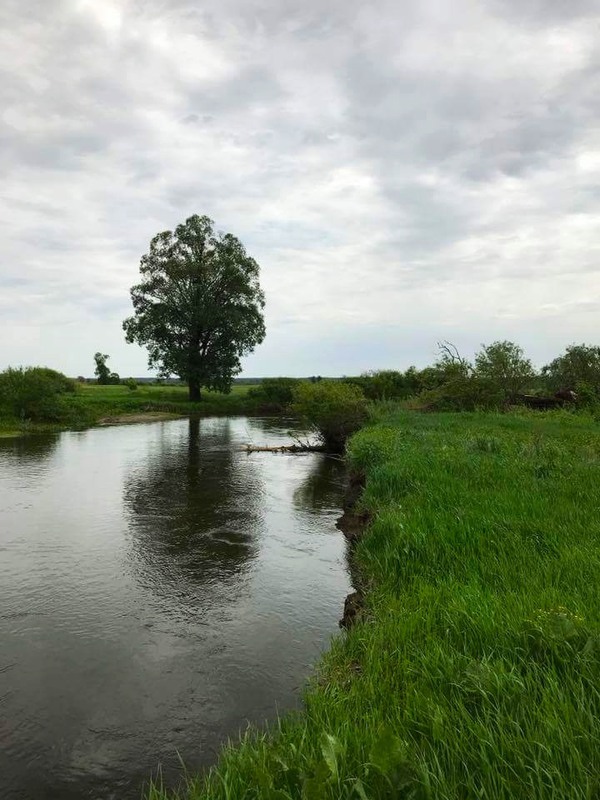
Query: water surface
0 417 350 799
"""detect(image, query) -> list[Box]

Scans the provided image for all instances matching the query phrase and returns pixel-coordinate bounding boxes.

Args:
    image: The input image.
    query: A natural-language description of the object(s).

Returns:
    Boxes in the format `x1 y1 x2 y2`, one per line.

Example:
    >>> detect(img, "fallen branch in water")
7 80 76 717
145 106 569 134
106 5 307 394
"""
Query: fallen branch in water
241 438 325 454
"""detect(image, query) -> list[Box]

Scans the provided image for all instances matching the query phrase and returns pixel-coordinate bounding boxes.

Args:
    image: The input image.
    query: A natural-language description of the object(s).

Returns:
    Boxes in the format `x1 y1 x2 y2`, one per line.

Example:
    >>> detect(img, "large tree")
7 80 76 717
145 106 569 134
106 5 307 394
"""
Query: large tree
123 215 265 401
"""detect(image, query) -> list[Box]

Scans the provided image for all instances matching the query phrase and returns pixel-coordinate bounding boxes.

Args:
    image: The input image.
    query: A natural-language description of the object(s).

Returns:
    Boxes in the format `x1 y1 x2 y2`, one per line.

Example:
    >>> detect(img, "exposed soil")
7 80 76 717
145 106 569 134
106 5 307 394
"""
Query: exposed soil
96 412 185 426
337 469 370 629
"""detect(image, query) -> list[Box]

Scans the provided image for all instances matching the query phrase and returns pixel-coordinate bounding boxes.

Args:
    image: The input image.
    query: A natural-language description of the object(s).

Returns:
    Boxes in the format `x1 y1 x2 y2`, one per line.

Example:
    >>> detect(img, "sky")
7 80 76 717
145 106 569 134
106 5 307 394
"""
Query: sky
0 0 598 378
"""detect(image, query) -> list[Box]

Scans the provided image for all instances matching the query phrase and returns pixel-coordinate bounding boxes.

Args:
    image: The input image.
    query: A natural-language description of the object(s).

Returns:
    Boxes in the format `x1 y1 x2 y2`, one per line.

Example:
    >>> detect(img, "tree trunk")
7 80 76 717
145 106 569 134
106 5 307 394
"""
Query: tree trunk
189 380 201 402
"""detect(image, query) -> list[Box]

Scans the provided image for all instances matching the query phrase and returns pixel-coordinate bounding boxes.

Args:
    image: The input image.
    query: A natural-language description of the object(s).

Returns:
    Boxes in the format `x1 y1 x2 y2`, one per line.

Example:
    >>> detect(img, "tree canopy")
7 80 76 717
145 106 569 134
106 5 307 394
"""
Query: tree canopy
94 352 120 385
474 340 534 397
123 215 266 400
542 344 600 394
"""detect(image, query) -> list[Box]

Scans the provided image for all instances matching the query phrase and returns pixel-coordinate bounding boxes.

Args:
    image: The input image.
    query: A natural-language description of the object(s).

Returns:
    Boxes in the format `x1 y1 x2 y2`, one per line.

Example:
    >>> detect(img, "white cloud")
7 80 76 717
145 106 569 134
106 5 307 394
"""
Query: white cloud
0 0 598 376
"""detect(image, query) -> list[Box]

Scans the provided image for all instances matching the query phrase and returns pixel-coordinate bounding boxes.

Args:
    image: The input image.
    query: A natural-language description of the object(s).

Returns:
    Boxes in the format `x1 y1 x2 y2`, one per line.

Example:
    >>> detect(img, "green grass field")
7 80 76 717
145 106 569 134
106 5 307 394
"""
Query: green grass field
0 382 261 436
76 382 259 415
149 407 600 799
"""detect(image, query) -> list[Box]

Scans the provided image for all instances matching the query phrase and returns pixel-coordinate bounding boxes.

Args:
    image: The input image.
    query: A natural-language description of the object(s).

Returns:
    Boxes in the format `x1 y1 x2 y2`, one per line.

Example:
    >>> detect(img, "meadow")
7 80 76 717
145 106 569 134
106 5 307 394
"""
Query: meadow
76 382 259 416
148 407 600 799
0 382 261 436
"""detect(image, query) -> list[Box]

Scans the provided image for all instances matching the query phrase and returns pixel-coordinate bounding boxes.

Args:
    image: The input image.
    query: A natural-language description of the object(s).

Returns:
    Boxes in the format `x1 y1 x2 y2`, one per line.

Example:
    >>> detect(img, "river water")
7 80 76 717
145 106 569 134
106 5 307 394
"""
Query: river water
0 417 350 800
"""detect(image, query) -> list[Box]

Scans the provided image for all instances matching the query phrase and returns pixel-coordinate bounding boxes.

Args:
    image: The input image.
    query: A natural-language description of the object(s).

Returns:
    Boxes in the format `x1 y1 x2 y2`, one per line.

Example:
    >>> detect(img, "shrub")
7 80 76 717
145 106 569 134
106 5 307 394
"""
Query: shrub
415 375 504 411
345 368 426 401
123 378 138 391
345 371 405 401
414 342 535 411
0 366 76 422
247 377 298 408
292 381 368 453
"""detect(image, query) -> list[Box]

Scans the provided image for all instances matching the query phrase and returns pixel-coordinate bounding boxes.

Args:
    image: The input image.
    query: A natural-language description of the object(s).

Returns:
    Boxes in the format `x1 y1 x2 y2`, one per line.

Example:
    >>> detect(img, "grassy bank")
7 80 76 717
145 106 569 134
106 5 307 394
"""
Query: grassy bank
0 383 261 437
150 408 600 799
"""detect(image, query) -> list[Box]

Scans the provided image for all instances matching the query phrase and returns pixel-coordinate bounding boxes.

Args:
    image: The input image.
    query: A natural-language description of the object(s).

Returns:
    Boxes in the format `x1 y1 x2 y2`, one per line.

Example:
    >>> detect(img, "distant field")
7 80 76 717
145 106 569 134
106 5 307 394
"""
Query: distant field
79 382 257 402
73 382 260 419
0 383 262 437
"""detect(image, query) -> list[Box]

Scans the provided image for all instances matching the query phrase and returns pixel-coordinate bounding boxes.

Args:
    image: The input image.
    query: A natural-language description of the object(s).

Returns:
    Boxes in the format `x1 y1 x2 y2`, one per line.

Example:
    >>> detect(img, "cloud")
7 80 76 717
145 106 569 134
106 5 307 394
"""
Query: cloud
0 0 598 376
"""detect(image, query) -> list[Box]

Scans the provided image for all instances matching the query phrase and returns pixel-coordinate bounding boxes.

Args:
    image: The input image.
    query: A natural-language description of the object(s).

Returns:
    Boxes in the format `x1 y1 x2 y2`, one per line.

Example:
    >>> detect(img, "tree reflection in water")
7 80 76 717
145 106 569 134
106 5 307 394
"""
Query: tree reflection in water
123 418 265 610
0 433 59 466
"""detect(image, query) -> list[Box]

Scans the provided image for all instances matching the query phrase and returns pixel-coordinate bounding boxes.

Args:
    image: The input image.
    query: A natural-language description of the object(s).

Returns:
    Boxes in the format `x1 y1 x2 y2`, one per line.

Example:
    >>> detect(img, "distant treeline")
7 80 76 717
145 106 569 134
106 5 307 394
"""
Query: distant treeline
247 341 600 412
2 341 600 429
75 376 332 385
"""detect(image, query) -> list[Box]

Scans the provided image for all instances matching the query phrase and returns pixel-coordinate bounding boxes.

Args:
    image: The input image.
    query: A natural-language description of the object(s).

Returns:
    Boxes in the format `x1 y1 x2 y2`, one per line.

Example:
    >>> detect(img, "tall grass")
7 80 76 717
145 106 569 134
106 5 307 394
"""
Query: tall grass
148 409 600 799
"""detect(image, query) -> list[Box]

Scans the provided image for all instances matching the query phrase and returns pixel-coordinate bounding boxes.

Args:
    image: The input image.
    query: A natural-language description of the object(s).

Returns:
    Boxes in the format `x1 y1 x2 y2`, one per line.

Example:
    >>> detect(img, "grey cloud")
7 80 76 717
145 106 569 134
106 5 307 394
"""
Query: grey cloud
344 39 597 181
487 0 599 25
0 0 598 376
185 67 284 118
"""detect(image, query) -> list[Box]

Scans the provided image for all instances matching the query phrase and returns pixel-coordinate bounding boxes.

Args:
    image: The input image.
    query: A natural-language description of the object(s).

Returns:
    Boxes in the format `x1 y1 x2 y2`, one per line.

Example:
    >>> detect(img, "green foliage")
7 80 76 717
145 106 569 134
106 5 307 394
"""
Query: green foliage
417 375 505 411
123 378 138 391
542 344 600 402
0 366 76 422
0 382 266 436
474 340 535 398
292 381 368 453
247 378 299 409
94 352 120 385
415 341 538 411
346 370 416 401
123 214 266 401
73 382 261 420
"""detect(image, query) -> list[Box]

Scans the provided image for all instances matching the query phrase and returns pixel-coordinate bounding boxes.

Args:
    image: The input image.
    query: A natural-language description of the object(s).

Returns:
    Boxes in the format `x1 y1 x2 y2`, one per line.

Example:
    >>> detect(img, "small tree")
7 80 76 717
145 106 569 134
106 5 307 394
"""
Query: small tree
542 344 600 397
292 381 368 453
94 352 110 384
94 353 120 385
434 341 473 381
414 342 503 411
474 340 534 399
123 214 265 401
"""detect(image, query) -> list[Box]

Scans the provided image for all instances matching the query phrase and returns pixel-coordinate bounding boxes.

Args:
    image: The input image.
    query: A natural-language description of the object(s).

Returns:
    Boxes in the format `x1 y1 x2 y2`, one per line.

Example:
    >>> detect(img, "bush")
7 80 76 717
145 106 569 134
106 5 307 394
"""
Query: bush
345 368 426 401
123 378 138 391
0 366 76 422
292 381 369 453
247 377 298 408
415 375 505 411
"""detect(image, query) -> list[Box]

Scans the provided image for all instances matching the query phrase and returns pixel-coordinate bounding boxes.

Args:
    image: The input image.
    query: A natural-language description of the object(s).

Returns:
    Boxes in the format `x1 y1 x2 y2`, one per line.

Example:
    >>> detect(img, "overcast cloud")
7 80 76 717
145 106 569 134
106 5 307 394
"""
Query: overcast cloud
0 0 598 377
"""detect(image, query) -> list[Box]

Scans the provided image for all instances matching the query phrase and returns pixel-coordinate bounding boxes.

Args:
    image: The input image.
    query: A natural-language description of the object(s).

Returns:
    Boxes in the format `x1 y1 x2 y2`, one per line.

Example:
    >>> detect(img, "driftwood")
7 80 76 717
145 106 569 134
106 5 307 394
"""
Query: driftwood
241 439 325 454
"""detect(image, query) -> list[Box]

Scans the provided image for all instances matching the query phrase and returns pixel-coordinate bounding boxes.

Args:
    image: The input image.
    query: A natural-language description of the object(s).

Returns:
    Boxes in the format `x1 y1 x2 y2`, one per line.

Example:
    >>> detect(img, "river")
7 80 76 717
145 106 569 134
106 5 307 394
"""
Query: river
0 417 350 799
